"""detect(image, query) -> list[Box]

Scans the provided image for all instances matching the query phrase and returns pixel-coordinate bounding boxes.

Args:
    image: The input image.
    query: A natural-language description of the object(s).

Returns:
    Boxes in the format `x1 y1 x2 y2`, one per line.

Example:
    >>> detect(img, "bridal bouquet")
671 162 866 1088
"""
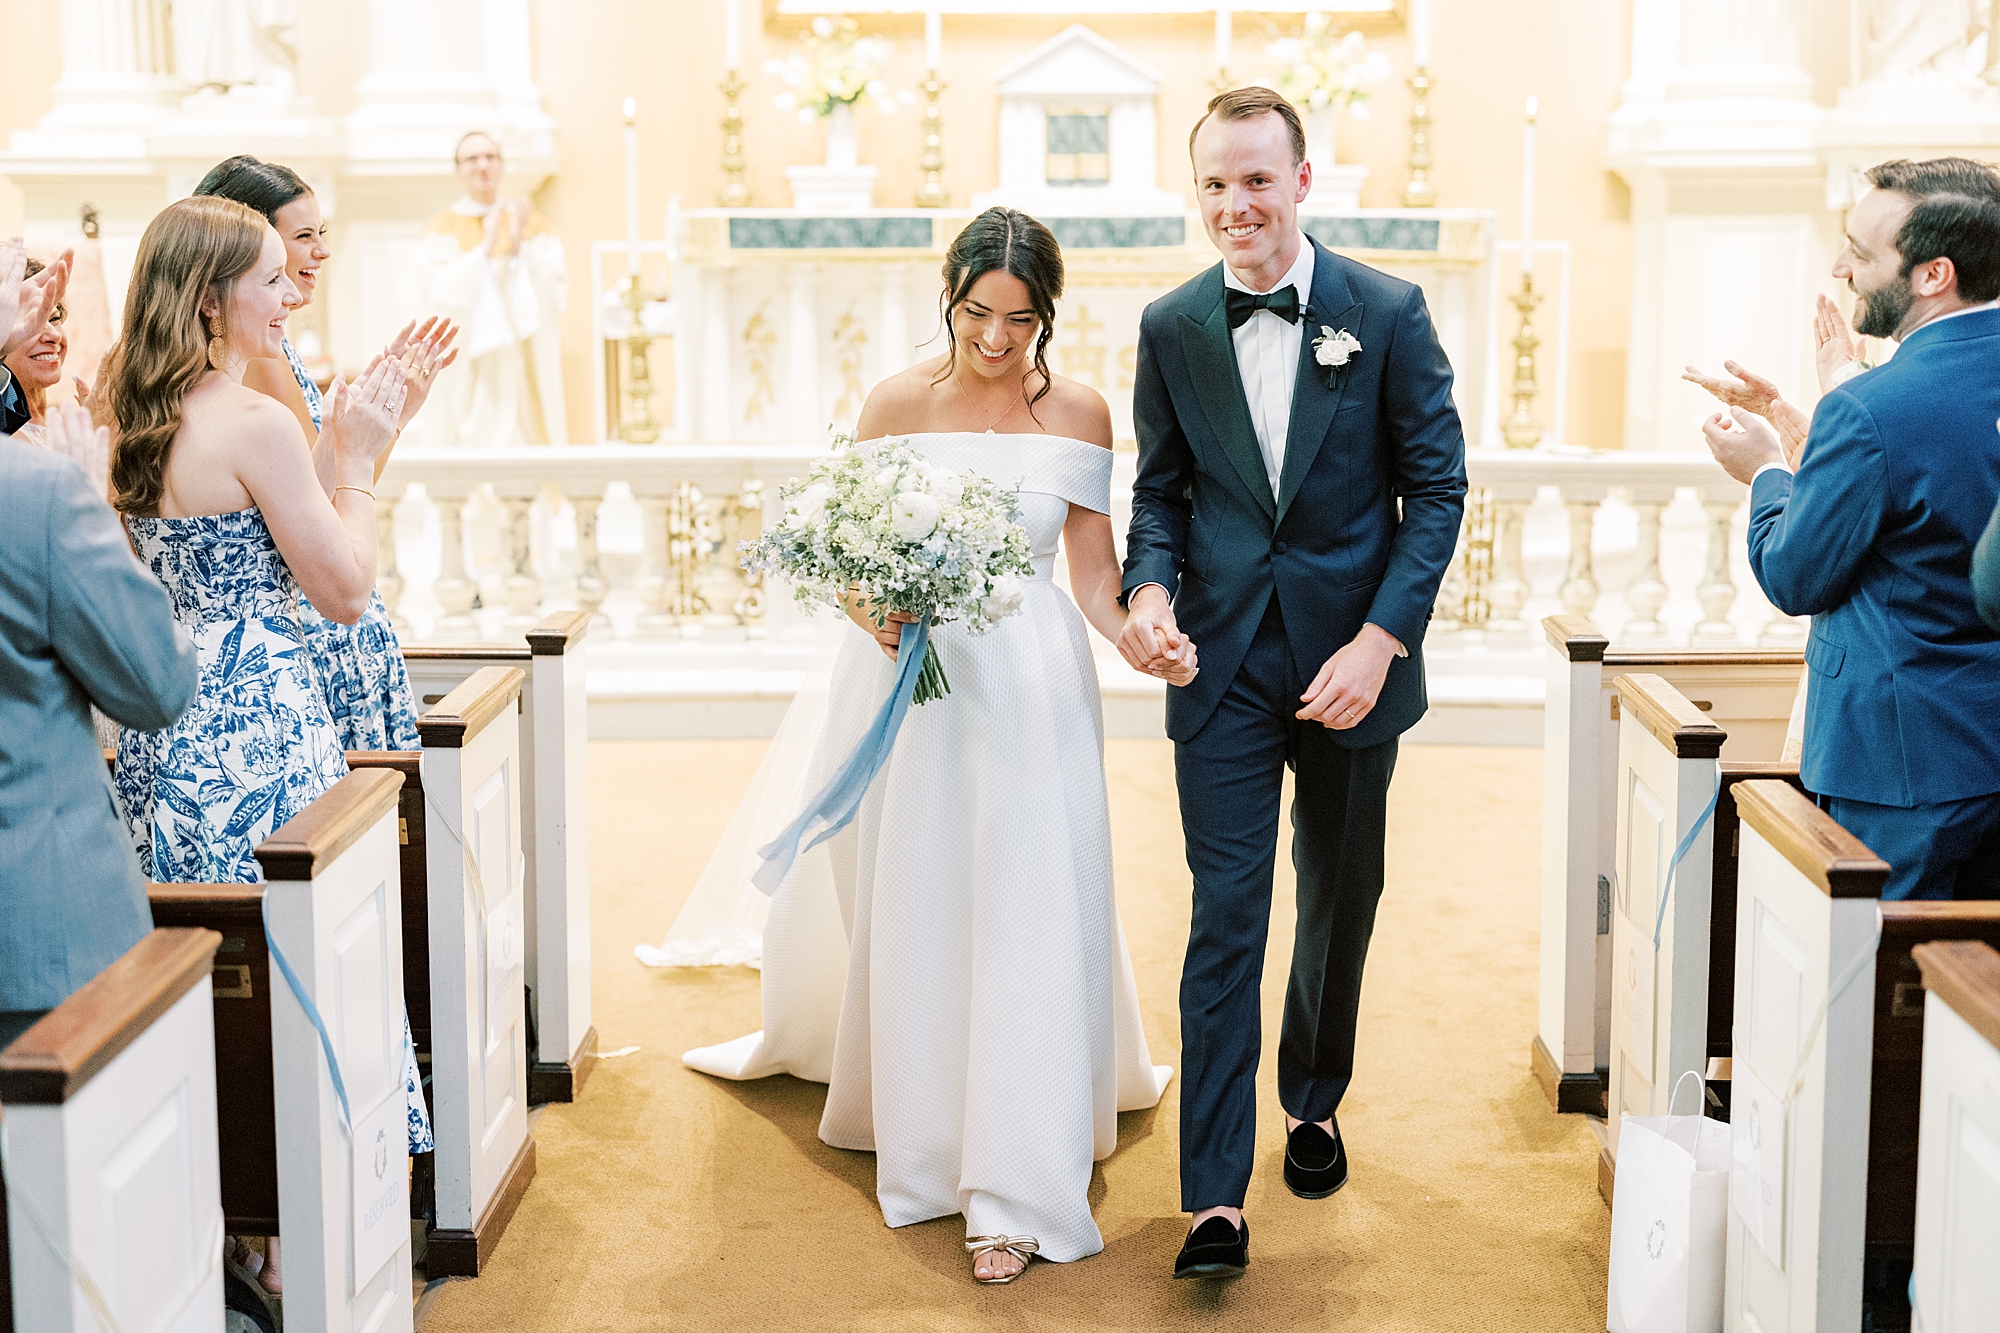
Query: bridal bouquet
744 434 1034 704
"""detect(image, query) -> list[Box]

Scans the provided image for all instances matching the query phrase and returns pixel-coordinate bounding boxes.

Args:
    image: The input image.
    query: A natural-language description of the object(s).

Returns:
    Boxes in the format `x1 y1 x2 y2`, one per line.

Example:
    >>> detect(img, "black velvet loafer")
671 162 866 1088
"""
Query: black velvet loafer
1173 1216 1249 1279
1283 1119 1348 1199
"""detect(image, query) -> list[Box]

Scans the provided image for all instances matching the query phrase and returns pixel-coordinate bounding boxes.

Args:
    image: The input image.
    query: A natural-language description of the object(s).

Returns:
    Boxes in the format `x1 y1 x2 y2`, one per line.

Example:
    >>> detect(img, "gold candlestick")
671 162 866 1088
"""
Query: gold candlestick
1502 272 1544 449
915 71 948 208
619 274 662 444
1402 68 1437 209
718 70 751 209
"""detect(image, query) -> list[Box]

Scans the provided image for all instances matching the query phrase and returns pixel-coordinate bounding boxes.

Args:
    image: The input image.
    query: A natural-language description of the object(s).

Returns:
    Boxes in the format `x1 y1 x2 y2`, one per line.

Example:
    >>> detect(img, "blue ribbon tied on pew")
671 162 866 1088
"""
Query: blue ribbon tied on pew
753 614 933 896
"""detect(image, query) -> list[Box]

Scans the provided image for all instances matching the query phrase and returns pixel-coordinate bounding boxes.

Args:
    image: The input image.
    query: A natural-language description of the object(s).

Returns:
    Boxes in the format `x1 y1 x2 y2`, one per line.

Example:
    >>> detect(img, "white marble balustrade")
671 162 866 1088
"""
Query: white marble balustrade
373 443 1796 739
1441 448 1798 654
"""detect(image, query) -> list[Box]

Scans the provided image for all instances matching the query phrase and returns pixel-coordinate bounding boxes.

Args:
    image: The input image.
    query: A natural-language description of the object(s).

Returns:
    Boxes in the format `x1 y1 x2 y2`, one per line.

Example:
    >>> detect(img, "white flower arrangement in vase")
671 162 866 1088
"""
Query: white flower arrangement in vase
1265 14 1391 169
767 15 912 170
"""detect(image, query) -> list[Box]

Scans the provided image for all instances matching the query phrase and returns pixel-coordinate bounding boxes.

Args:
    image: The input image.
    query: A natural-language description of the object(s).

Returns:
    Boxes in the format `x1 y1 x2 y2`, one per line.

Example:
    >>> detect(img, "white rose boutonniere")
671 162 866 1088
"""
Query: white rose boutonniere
1312 326 1363 387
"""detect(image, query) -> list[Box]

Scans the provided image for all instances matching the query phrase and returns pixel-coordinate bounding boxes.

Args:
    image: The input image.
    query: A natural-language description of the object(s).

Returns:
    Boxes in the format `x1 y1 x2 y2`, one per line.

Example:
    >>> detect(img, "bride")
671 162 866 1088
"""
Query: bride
644 207 1194 1283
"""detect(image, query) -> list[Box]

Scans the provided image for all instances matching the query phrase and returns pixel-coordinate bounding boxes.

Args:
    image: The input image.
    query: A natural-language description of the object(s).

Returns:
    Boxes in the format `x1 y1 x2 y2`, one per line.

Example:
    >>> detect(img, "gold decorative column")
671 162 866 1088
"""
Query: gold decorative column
619 275 662 444
1402 69 1437 208
1501 274 1544 449
1457 488 1495 627
718 71 751 208
915 72 948 207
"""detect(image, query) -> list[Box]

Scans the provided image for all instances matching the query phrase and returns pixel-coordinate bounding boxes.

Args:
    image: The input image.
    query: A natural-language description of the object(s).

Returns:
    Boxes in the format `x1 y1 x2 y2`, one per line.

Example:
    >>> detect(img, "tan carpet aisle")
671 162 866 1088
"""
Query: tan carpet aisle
423 740 1608 1332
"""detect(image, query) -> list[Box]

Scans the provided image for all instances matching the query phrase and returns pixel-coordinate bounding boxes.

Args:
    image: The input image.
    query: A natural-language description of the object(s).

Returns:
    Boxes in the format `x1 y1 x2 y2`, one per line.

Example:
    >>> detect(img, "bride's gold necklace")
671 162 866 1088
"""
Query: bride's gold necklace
952 365 1028 434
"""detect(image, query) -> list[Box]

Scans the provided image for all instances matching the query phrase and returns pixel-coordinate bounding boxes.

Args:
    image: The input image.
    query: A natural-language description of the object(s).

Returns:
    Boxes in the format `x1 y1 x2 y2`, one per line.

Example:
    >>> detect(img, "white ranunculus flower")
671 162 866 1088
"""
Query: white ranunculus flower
890 492 941 541
875 465 905 493
788 482 833 524
930 470 964 506
980 574 1026 622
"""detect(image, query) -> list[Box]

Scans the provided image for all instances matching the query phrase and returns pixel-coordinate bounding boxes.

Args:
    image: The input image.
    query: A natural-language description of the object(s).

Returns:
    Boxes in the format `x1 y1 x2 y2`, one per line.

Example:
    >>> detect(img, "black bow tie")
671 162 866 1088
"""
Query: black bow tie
1225 284 1303 329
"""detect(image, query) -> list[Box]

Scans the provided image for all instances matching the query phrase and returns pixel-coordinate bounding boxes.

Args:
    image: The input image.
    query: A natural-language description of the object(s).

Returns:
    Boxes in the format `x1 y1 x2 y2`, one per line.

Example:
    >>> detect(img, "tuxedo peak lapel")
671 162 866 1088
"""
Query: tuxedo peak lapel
1178 270 1277 520
1277 243 1360 525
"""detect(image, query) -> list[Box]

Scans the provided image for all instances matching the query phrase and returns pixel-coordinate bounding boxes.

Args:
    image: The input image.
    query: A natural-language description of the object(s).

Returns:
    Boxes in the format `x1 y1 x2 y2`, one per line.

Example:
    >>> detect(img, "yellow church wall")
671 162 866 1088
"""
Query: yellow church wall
0 3 1866 450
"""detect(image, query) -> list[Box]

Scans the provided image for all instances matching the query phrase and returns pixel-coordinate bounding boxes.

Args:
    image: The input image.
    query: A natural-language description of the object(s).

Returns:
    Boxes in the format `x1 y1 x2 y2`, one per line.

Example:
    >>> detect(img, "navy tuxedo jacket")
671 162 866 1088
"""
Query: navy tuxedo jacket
1748 307 2000 808
1121 239 1467 745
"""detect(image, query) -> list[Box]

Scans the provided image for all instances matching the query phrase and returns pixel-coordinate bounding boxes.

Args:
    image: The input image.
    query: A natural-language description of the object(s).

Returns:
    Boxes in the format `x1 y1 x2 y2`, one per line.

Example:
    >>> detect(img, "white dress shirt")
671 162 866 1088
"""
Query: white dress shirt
1223 236 1315 498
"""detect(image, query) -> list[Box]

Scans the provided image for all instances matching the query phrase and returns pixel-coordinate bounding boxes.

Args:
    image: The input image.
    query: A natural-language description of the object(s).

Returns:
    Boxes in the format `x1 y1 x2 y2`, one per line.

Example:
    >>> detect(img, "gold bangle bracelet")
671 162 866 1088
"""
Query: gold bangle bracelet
333 484 375 501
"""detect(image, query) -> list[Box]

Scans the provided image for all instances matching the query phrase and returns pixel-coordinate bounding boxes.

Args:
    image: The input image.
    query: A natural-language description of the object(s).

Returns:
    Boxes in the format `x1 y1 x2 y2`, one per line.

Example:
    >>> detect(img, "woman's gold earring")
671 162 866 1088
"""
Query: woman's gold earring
206 323 226 370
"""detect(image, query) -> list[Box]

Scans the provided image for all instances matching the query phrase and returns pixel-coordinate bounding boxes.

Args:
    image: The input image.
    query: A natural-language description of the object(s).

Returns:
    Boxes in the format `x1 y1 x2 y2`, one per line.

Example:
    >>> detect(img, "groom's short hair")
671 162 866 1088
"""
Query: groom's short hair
1190 87 1306 168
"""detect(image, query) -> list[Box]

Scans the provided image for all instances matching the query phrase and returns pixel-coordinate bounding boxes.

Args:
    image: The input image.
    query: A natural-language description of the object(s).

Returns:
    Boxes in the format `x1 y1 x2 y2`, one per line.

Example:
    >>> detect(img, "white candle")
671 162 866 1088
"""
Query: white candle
1411 0 1430 67
725 0 741 71
623 97 641 246
1520 95 1538 278
925 9 941 70
1215 7 1231 73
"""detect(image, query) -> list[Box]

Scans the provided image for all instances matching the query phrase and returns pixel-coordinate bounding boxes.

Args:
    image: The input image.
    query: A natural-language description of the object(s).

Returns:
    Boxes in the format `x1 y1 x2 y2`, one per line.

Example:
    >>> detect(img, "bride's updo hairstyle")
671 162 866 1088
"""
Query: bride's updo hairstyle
932 206 1063 414
101 196 268 515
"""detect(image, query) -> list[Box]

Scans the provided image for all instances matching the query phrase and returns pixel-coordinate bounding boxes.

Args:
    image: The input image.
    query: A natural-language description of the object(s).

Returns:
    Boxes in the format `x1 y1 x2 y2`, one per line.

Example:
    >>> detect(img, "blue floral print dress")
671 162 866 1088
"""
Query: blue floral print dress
283 337 422 752
116 503 434 1153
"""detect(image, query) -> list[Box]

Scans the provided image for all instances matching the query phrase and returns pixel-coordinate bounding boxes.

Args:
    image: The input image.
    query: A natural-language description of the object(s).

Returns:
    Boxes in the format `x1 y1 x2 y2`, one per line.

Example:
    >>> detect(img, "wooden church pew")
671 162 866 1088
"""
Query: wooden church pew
1725 780 2000 1333
416 667 537 1278
146 769 417 1331
403 610 595 1105
1536 614 1804 1114
1 928 225 1333
1597 674 1801 1197
1909 940 2000 1329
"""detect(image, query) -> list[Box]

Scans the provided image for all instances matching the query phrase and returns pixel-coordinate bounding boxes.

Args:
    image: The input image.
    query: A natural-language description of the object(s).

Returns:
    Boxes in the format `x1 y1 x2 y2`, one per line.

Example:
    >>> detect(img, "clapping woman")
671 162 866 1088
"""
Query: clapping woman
101 196 426 1305
194 155 459 751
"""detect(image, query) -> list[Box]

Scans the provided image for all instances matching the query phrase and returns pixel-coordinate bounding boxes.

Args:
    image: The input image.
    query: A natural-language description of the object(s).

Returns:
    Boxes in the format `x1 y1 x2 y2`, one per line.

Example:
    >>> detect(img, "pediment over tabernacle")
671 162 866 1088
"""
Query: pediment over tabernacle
990 24 1164 99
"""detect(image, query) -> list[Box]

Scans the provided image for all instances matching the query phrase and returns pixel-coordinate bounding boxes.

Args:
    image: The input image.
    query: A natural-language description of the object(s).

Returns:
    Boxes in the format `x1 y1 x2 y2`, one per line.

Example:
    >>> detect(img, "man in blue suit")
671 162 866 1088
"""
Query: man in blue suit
1118 88 1466 1278
1704 160 2000 901
0 244 198 1048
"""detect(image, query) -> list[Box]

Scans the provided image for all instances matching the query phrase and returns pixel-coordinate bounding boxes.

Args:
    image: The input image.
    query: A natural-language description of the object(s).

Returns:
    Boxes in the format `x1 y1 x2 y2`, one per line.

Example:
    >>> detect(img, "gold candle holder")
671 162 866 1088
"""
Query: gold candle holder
1402 68 1437 209
1502 271 1544 449
718 70 751 209
619 274 662 444
915 71 948 208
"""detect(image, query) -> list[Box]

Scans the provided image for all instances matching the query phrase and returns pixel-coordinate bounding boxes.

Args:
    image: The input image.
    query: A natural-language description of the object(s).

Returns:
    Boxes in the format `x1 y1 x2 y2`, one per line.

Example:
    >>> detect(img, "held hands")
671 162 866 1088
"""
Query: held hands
1298 623 1399 730
44 400 110 499
1116 584 1200 686
1700 408 1786 485
322 356 410 470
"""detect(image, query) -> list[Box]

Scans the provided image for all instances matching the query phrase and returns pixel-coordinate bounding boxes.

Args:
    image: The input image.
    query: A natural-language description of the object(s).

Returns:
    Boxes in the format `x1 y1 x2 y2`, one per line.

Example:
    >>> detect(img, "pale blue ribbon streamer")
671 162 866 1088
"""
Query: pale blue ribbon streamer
754 613 932 895
263 892 354 1136
1653 775 1722 949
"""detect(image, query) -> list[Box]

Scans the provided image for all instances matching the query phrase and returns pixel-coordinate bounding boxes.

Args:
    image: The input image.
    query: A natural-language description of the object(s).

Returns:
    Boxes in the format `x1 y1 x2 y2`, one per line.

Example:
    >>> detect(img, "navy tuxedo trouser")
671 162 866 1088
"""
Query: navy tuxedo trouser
1176 595 1397 1211
1820 791 2000 901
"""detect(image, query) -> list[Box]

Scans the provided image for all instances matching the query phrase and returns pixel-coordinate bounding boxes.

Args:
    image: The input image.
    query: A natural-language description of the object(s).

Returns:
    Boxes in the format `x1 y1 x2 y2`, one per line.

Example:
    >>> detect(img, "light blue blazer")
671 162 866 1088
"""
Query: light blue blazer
0 436 197 1011
1746 308 2000 808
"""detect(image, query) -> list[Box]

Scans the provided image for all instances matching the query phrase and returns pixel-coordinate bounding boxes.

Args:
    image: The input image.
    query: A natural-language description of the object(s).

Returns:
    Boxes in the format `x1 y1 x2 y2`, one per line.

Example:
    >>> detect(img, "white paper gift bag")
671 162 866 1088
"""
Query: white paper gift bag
1607 1075 1731 1333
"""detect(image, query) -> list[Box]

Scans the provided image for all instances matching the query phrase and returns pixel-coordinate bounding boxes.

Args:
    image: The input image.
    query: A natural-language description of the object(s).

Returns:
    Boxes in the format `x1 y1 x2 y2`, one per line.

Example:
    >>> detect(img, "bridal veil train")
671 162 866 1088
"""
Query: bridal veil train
640 430 1171 1264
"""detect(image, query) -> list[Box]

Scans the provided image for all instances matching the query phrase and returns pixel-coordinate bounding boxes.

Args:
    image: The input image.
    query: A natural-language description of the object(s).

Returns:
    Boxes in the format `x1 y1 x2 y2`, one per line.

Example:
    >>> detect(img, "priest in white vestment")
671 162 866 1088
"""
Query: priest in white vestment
419 131 568 448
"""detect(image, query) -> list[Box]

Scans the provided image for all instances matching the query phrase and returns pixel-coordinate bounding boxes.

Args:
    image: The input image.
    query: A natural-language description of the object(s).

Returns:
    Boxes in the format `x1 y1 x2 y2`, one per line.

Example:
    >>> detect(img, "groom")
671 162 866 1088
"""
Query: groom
1118 87 1466 1279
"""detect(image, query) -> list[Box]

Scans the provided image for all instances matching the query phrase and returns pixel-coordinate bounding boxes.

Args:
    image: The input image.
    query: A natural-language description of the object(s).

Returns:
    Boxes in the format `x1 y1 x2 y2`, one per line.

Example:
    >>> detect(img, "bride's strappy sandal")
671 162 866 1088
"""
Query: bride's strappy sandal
966 1234 1040 1285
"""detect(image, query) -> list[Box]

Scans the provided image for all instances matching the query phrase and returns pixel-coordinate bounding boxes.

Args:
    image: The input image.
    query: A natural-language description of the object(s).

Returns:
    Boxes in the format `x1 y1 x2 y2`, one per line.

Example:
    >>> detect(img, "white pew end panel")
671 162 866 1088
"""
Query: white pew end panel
1604 673 1725 1176
1 928 225 1333
1536 613 1804 1119
1726 780 1887 1333
418 667 536 1278
1911 940 2000 1333
255 767 415 1333
404 609 596 1106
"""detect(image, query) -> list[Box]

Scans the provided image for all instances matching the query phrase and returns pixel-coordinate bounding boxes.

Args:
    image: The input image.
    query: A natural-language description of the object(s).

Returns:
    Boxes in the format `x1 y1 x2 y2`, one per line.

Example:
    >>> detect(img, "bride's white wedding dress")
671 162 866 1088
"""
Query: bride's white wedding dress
647 431 1171 1263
